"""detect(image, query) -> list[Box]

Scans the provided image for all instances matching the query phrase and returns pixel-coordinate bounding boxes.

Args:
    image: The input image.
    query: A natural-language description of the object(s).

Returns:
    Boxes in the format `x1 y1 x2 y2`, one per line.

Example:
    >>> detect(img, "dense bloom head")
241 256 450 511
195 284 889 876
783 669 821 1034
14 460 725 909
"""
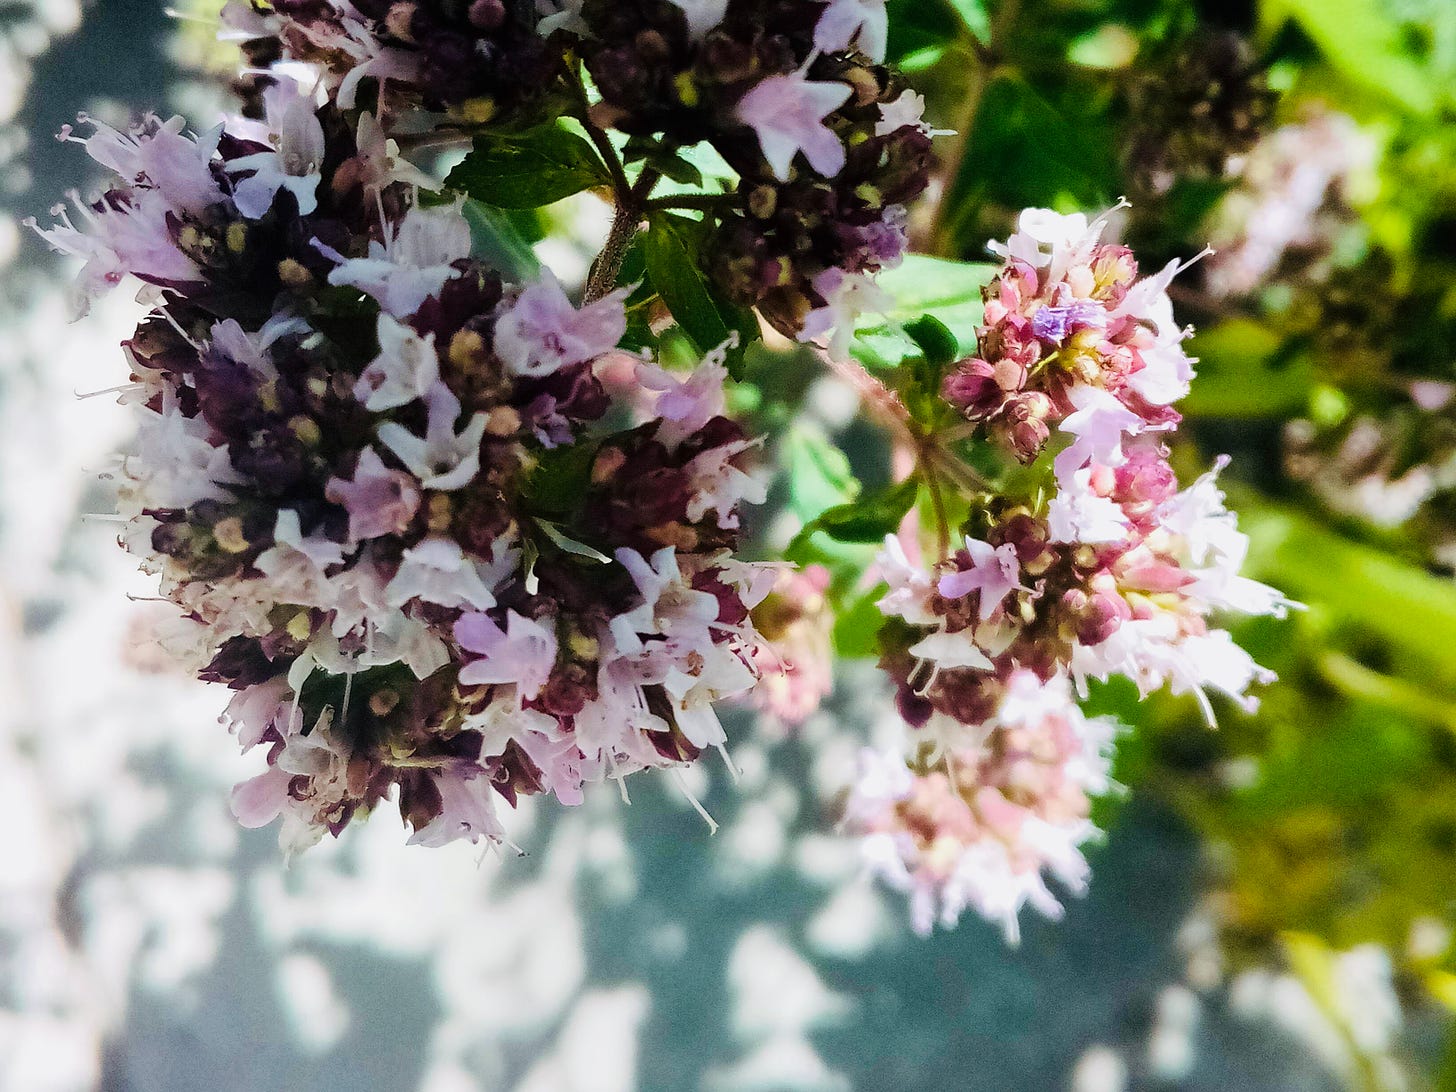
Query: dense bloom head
54 98 775 853
942 204 1198 469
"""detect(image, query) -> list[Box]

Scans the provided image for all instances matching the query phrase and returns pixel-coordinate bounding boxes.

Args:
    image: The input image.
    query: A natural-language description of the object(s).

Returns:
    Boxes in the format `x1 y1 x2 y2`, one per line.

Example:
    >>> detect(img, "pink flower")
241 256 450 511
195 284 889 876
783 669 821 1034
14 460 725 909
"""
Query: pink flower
325 447 423 542
455 610 560 699
735 71 852 182
813 0 888 61
938 537 1024 621
493 272 629 378
407 766 504 847
609 546 722 655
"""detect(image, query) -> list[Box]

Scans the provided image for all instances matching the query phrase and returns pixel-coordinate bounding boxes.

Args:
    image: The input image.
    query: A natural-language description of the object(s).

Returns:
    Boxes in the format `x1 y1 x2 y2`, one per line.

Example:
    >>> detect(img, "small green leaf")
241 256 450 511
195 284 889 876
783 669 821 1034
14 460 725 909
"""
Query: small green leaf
642 212 757 374
522 440 599 518
902 314 960 368
794 476 919 548
446 124 611 209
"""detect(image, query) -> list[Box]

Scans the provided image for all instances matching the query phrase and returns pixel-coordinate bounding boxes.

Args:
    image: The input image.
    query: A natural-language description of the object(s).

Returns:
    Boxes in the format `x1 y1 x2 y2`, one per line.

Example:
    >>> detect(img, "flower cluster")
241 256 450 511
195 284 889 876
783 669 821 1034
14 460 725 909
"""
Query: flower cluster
1124 30 1275 197
228 0 934 350
221 0 566 124
941 206 1194 464
855 209 1290 936
564 0 936 346
35 96 771 854
844 672 1118 940
1203 109 1374 299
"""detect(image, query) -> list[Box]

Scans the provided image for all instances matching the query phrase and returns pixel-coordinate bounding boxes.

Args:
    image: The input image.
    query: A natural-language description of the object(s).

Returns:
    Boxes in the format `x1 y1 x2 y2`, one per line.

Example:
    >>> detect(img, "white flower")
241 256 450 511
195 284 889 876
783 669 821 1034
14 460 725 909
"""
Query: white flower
125 393 245 509
609 547 722 656
323 201 472 318
353 313 441 411
1053 384 1147 482
227 83 327 219
800 267 891 360
735 71 852 182
813 0 888 61
1047 468 1131 544
377 383 488 491
385 536 503 610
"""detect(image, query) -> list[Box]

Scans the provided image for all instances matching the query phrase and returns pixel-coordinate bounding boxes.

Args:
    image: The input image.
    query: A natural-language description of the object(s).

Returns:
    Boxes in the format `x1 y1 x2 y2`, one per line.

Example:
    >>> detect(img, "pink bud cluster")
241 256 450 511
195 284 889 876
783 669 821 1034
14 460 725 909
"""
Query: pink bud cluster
942 207 1195 463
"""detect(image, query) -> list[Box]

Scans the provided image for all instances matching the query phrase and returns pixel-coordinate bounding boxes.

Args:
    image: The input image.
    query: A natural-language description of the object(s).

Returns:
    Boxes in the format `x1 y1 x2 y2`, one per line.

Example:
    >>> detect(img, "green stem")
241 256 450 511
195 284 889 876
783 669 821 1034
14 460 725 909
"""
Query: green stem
645 193 735 212
583 167 661 303
564 63 634 202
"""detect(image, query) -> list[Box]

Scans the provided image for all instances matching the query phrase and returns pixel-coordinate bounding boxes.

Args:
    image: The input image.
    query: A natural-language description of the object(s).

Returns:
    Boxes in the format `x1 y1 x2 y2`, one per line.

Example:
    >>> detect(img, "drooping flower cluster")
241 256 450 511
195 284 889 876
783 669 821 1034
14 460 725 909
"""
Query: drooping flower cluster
35 95 772 854
854 208 1291 936
845 672 1118 940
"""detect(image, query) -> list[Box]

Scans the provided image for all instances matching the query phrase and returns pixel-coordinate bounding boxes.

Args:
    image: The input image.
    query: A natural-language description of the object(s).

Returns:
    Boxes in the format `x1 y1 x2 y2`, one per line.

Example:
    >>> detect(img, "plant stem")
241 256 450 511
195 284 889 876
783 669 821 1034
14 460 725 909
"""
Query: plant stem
645 193 735 212
583 167 661 303
926 0 1021 256
563 62 635 202
922 457 952 560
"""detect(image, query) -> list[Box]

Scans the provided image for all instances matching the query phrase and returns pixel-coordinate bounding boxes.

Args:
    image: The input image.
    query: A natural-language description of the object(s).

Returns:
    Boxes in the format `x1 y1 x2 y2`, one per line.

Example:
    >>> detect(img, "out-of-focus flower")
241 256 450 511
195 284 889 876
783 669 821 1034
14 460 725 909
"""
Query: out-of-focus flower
844 672 1119 941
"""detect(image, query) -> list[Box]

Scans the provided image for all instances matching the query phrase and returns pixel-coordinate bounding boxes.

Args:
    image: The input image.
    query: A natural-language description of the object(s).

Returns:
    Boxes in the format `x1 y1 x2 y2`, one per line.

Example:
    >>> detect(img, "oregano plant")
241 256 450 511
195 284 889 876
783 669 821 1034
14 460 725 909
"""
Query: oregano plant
28 0 1290 943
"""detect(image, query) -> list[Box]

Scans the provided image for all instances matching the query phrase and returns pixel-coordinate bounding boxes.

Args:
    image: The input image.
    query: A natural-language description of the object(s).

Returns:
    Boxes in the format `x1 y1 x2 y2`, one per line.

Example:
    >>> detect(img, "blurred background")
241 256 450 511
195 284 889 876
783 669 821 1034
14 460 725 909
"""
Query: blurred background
3 0 1456 1089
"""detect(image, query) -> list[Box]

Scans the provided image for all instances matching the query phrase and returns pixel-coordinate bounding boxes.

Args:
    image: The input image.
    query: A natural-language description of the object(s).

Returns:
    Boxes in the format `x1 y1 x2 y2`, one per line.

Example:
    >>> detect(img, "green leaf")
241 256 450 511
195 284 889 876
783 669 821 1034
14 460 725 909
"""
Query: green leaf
792 476 919 548
445 124 611 209
460 199 540 280
1238 497 1456 679
622 134 704 187
832 586 888 659
642 212 757 374
944 73 1116 237
850 256 995 367
944 0 989 42
782 423 860 523
1262 0 1436 116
